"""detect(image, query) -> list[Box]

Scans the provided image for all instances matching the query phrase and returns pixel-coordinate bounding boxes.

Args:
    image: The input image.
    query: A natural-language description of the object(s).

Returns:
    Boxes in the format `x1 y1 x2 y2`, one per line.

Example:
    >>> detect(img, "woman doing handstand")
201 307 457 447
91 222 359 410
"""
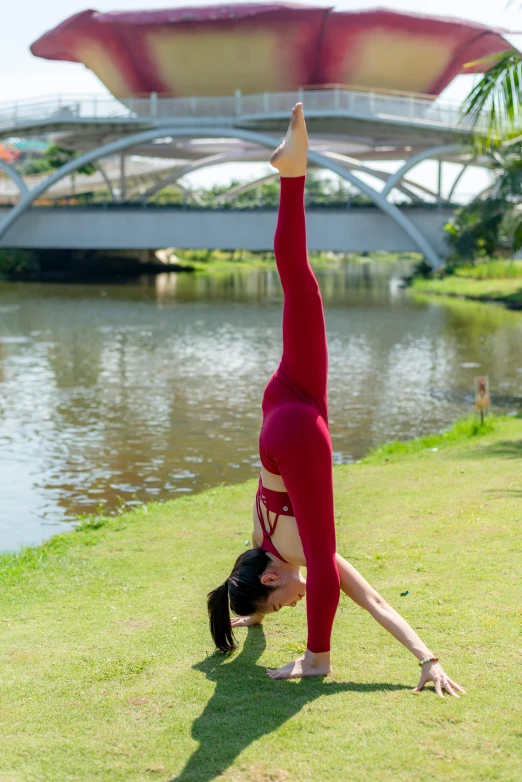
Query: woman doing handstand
208 104 465 695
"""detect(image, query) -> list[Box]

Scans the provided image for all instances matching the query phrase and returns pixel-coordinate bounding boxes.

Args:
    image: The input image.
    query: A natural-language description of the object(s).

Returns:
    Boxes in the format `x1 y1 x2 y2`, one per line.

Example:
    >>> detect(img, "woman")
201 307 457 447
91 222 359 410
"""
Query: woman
208 104 465 696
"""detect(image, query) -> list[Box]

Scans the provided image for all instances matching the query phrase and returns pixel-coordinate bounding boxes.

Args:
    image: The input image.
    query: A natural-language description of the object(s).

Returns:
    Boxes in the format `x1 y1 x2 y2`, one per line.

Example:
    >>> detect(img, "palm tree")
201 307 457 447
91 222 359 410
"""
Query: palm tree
447 6 522 257
461 50 522 148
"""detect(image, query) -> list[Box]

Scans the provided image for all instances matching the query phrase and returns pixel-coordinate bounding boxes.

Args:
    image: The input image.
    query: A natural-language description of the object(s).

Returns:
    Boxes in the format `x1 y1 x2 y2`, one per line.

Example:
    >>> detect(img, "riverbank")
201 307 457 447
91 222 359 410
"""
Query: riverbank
170 250 421 274
410 260 522 309
0 249 420 281
1 415 521 780
411 276 522 309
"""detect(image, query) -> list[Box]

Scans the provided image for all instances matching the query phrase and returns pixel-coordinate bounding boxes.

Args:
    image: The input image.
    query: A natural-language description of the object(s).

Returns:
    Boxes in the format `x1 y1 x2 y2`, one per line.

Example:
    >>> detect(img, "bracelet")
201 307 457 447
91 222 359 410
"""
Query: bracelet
419 656 439 666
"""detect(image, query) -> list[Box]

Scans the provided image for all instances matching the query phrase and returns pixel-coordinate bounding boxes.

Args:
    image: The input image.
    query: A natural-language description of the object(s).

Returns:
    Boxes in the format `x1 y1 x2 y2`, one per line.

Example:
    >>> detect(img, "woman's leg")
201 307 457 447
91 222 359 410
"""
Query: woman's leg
276 405 340 655
265 106 339 678
272 107 329 420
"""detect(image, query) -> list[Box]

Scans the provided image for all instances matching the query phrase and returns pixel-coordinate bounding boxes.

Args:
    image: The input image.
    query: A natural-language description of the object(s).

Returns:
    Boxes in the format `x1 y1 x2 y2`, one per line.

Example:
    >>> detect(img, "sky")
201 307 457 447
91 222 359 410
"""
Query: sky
2 0 521 197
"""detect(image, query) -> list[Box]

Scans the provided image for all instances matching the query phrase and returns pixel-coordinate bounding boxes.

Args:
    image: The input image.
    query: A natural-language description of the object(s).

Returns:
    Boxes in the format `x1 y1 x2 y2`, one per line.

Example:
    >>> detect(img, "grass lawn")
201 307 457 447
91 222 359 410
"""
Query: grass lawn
1 417 521 781
411 276 522 309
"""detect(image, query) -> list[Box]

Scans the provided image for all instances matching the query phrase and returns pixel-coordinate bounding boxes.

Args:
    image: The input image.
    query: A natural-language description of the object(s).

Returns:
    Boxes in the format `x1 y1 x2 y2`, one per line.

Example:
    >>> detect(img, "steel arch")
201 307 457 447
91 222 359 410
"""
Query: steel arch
0 126 444 267
137 149 271 203
0 161 29 197
447 158 476 203
138 153 230 202
94 162 115 201
220 173 281 203
219 158 445 206
382 144 462 199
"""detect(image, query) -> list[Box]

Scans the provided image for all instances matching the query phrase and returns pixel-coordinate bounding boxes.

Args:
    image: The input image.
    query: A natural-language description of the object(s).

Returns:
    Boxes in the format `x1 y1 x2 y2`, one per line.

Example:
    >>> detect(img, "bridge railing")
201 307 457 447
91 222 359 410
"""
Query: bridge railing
0 88 474 132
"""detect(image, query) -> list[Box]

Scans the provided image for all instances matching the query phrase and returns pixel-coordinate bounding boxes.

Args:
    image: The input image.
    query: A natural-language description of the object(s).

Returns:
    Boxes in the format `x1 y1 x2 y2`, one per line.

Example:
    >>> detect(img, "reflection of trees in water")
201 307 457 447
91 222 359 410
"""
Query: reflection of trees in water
168 261 415 307
0 342 5 384
171 626 409 782
47 331 103 388
40 307 268 519
434 297 522 403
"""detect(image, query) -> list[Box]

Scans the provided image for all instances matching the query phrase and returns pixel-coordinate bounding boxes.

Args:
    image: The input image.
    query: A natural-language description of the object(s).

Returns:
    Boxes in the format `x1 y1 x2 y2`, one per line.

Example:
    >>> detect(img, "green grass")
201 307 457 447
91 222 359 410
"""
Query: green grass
363 415 496 462
451 260 522 280
411 275 522 309
1 416 522 781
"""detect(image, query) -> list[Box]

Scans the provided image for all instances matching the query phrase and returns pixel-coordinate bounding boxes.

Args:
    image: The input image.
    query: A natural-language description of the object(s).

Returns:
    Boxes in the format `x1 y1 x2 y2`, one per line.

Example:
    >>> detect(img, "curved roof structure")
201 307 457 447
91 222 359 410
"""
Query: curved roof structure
31 3 516 99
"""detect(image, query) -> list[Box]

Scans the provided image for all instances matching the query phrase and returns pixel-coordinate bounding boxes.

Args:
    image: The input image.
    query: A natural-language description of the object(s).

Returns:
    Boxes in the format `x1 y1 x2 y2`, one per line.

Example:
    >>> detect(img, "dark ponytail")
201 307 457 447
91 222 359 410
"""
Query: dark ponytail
207 580 236 654
207 549 276 652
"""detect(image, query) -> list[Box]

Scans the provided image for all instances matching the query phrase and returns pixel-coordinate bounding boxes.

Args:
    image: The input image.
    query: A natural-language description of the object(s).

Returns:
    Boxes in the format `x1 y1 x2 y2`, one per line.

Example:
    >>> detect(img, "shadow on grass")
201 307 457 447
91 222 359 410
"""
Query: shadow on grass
171 627 410 782
463 440 522 460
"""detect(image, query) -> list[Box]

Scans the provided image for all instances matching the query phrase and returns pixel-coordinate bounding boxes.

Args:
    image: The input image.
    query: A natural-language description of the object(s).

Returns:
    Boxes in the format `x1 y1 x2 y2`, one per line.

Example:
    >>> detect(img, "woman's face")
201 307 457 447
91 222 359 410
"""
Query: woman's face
262 570 306 614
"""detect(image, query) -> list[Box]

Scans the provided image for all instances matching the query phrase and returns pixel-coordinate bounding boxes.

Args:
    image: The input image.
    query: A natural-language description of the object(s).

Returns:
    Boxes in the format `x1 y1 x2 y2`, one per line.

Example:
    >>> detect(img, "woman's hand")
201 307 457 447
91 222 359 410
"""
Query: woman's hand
413 661 467 698
231 613 264 628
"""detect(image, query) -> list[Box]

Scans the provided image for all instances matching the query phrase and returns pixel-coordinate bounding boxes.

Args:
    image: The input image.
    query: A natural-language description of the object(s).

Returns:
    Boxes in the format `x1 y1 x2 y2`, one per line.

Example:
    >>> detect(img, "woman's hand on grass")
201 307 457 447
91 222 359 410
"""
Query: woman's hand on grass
413 662 467 698
231 613 264 627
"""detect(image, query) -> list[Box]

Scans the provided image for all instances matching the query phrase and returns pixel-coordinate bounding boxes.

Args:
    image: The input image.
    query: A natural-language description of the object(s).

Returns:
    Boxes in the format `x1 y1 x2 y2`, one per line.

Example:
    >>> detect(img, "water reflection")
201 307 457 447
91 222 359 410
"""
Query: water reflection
0 262 521 551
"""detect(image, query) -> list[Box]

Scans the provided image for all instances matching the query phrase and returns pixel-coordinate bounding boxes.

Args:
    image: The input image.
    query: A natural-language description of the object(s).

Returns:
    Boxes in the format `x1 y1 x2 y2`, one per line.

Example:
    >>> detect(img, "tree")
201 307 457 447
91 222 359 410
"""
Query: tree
193 173 364 209
445 149 522 258
19 144 96 177
461 50 522 149
42 145 96 175
451 17 522 260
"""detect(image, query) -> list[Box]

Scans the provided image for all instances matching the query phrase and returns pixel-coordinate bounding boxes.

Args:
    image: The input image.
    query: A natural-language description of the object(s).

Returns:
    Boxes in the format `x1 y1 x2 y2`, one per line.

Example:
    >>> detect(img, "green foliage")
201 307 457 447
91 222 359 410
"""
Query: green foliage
19 156 55 176
411 274 522 309
410 258 436 279
17 144 97 177
444 198 505 259
444 148 522 260
43 144 96 176
456 50 522 259
451 259 522 279
147 185 186 205
461 49 522 149
513 219 522 251
0 249 41 276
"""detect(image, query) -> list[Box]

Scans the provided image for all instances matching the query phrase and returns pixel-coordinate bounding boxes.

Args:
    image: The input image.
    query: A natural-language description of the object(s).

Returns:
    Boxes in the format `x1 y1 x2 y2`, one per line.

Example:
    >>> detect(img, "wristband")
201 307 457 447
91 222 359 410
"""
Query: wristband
419 656 439 666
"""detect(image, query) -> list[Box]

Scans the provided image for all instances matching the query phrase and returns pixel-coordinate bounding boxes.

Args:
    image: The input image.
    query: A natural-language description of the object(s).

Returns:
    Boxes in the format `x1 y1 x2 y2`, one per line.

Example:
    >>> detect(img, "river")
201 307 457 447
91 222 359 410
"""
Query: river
1 261 521 551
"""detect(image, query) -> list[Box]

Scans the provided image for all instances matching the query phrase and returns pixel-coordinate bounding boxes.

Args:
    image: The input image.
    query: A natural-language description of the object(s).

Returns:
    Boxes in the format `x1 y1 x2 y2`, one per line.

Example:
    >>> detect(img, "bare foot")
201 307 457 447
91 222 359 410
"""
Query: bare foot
270 103 308 177
266 651 332 680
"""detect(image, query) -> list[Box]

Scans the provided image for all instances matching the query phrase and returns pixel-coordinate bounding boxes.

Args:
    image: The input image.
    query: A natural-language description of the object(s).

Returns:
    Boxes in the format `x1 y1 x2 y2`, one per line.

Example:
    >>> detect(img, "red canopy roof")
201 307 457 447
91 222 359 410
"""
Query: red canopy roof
31 4 516 99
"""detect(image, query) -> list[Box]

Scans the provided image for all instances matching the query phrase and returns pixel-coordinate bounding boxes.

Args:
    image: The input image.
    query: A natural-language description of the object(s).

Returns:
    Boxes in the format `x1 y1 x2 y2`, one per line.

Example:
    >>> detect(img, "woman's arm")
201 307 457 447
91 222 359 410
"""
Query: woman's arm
336 554 433 661
336 554 467 697
240 546 434 656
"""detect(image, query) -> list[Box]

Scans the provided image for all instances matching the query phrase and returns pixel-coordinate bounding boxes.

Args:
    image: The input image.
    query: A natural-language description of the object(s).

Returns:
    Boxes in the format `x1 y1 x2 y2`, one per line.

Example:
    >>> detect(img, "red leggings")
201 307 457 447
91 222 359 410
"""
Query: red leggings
259 175 340 654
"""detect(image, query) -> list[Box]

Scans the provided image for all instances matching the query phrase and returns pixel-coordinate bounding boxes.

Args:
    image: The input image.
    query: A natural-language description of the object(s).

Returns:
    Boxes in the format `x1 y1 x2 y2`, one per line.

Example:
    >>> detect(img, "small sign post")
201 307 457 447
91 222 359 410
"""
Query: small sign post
475 375 490 424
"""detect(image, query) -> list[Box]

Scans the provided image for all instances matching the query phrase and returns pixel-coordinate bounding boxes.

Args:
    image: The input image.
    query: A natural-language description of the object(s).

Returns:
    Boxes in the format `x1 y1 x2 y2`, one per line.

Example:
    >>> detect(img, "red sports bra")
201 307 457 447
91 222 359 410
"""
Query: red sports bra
255 476 294 563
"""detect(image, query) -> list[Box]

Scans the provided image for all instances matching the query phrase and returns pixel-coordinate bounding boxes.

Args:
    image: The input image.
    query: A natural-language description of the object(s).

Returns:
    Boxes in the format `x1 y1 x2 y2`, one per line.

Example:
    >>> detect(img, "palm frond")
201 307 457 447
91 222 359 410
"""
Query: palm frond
461 50 522 149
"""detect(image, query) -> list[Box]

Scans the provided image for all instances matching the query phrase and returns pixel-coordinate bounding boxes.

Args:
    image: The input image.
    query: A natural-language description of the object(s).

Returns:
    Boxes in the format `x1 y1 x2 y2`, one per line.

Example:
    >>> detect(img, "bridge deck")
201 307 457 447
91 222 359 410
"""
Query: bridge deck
0 205 453 256
0 89 473 152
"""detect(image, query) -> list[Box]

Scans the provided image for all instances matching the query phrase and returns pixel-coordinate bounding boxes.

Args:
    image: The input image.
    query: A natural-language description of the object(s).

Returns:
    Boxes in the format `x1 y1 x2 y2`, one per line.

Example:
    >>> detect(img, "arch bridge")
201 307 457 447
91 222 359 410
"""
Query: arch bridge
0 88 483 267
